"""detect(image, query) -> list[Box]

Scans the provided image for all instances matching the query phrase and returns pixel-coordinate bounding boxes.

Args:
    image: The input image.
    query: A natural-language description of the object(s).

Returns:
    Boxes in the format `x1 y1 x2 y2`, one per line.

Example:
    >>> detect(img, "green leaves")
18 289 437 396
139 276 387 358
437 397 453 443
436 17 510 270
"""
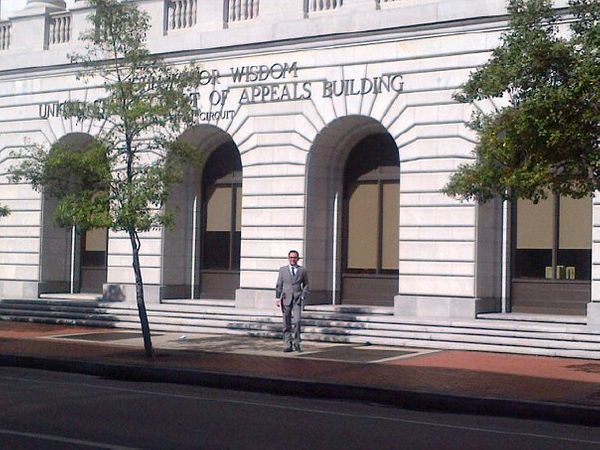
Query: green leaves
0 205 8 217
446 0 600 203
11 140 112 230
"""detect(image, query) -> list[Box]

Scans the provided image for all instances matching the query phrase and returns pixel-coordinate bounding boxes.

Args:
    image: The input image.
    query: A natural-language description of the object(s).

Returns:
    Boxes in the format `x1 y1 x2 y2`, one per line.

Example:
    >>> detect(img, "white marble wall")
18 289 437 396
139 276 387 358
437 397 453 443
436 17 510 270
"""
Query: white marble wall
588 194 600 324
0 0 589 321
0 26 496 305
0 72 165 298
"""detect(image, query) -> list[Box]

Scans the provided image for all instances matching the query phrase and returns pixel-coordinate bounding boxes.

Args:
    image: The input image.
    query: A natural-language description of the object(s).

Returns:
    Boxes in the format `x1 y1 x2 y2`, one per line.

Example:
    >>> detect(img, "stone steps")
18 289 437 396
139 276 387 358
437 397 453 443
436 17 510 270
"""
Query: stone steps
0 299 593 334
305 304 394 315
479 312 586 324
1 298 599 358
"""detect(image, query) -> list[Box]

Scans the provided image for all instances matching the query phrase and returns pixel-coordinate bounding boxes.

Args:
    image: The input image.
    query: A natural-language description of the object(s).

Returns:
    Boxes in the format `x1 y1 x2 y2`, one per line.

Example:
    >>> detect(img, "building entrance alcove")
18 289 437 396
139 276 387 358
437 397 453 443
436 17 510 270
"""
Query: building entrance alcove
306 116 399 306
39 133 108 295
510 194 592 315
162 125 242 300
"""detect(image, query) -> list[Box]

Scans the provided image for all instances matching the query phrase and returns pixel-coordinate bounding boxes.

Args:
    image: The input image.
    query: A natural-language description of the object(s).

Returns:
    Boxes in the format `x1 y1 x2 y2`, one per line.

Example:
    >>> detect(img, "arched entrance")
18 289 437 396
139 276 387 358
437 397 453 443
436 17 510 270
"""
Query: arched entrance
510 194 591 315
39 133 108 295
342 133 400 304
306 116 399 306
162 125 242 300
200 142 242 298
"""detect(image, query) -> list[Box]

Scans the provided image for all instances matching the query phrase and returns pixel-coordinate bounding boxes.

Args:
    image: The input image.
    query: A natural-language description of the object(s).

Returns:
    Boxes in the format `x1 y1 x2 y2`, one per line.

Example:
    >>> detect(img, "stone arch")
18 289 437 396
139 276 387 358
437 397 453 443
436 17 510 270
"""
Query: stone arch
39 132 109 295
305 115 400 306
161 124 242 300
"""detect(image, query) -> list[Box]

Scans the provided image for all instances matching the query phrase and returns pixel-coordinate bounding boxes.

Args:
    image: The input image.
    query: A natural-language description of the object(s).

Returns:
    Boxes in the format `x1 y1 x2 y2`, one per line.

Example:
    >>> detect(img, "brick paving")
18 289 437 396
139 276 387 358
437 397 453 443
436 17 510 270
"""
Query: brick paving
0 321 599 423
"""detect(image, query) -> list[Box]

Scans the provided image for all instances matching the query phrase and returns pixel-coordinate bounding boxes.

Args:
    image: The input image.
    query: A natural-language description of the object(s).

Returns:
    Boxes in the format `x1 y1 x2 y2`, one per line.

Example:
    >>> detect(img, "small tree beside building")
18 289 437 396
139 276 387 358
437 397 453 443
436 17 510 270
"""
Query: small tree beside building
445 0 600 203
11 0 203 357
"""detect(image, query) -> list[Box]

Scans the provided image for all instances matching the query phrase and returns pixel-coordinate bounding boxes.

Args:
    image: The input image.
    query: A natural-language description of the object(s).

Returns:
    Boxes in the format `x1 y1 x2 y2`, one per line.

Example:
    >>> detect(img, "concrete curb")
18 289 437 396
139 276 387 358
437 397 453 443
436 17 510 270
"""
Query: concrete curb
1 353 599 427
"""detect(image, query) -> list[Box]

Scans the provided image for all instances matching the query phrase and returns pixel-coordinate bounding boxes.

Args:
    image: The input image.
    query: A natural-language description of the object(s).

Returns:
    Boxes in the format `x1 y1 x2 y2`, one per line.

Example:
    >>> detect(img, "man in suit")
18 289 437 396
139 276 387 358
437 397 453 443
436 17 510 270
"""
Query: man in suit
276 250 309 352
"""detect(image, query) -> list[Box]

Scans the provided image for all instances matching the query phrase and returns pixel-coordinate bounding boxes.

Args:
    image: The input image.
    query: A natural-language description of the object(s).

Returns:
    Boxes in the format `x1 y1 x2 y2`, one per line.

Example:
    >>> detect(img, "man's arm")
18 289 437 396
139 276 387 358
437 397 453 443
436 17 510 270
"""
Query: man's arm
301 269 309 301
275 269 283 307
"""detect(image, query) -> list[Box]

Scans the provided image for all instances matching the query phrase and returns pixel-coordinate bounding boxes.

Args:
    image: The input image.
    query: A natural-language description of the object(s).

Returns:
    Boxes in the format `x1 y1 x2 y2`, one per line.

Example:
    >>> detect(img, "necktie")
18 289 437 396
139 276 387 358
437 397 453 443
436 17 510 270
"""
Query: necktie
291 266 296 277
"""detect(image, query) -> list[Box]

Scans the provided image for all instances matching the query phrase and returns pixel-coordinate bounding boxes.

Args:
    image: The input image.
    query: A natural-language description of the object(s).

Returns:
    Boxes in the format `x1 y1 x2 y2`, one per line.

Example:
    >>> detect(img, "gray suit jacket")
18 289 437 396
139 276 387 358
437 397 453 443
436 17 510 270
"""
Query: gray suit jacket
275 265 309 306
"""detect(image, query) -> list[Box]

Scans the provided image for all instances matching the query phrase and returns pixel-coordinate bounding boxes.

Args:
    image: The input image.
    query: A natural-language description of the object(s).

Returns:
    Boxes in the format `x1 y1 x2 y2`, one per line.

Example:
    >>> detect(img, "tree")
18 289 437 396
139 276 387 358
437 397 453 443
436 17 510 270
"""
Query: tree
11 0 203 357
444 0 600 203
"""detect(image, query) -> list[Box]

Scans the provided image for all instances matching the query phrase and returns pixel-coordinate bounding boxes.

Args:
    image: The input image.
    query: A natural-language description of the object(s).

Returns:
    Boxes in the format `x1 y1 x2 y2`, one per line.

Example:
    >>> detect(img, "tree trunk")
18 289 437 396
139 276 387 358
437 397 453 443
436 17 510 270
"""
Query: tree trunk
128 229 154 357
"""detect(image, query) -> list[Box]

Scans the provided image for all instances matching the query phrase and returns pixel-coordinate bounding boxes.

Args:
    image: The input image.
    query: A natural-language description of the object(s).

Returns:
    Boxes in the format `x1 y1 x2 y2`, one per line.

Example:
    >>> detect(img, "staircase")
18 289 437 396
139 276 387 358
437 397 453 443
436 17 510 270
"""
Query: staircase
1 298 600 359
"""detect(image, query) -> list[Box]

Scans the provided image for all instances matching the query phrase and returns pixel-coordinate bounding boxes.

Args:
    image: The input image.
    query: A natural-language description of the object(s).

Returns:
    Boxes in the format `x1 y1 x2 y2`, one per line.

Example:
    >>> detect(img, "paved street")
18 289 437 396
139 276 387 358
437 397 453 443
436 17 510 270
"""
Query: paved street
0 366 599 450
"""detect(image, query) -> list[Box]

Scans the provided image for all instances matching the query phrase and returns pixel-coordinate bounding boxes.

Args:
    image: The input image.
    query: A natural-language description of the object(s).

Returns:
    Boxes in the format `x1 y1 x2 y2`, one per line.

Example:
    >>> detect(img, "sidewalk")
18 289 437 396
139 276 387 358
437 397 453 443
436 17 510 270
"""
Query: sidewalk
0 321 599 426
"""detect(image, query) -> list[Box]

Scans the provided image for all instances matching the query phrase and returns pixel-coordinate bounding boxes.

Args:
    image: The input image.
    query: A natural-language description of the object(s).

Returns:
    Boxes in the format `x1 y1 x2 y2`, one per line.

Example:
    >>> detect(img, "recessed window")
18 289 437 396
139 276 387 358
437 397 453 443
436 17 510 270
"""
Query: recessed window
514 194 591 281
343 134 399 275
201 143 242 271
81 228 107 268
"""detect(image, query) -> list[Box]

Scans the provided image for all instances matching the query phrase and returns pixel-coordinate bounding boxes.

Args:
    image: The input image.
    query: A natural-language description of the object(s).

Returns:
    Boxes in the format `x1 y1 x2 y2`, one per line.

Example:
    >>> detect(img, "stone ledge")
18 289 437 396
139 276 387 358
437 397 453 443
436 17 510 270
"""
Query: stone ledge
394 295 499 319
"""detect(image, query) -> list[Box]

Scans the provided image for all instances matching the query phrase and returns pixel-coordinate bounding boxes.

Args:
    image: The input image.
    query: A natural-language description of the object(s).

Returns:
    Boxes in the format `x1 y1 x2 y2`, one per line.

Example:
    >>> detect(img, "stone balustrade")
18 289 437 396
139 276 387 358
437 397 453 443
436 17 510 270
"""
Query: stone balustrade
0 0 539 68
228 0 259 22
48 12 71 45
166 0 198 31
307 0 343 13
0 22 10 51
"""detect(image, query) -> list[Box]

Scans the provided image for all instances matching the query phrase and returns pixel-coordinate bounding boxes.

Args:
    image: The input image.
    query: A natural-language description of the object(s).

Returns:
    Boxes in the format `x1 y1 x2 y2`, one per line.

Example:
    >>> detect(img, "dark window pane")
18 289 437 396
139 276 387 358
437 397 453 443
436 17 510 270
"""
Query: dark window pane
514 249 552 279
232 231 241 269
557 249 591 281
81 251 106 267
202 231 231 269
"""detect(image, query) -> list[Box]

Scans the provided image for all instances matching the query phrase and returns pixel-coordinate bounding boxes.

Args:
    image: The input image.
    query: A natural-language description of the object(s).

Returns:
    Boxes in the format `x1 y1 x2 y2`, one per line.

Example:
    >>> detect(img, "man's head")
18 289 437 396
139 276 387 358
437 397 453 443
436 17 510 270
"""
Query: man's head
288 250 299 266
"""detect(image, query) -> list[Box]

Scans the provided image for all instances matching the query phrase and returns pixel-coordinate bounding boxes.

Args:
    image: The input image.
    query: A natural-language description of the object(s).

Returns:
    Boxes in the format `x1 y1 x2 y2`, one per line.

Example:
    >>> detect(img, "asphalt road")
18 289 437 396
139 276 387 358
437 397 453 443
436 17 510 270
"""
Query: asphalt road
0 366 598 450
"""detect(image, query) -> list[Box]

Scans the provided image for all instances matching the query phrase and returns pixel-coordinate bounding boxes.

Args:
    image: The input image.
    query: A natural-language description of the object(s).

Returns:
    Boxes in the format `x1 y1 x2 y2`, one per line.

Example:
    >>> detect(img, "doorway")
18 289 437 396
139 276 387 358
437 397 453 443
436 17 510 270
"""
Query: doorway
305 115 400 306
162 126 242 300
39 133 108 295
79 228 108 293
341 134 399 305
199 142 242 299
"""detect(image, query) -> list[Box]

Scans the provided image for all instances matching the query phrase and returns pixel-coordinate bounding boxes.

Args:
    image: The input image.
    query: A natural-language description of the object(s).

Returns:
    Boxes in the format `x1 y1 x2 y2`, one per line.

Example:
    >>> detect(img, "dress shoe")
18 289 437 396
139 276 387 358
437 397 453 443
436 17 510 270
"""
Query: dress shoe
283 345 293 353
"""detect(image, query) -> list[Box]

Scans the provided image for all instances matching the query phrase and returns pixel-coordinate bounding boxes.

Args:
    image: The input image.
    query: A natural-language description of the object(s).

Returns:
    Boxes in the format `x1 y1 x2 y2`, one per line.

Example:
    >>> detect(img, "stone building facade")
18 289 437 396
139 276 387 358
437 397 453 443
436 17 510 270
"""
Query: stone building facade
1 0 599 328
